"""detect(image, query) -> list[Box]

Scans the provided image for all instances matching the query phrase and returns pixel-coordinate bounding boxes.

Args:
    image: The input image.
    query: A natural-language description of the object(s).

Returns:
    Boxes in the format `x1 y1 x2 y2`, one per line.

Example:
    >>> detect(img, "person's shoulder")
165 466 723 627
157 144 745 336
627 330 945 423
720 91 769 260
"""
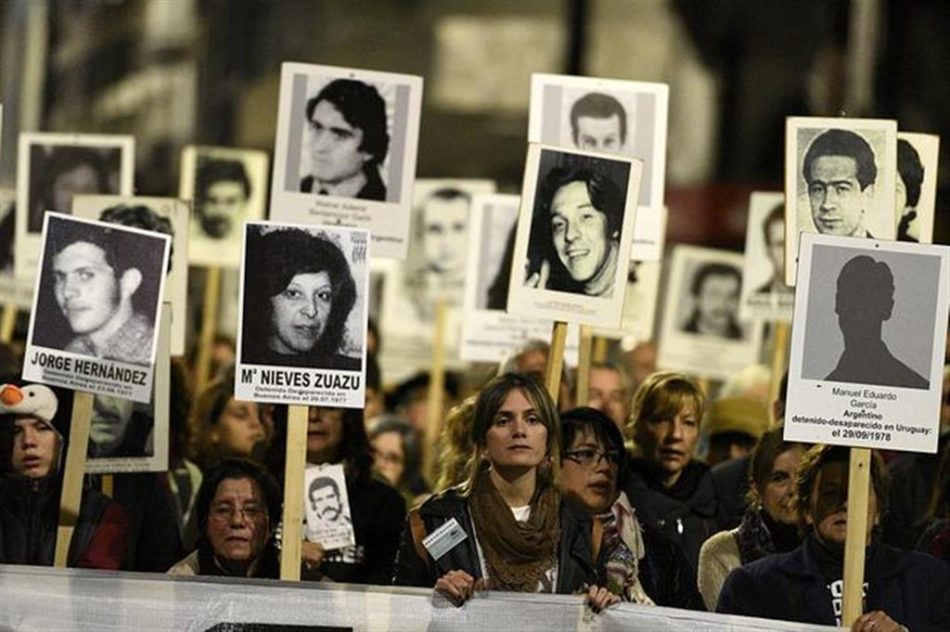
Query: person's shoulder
700 529 740 561
878 542 950 577
415 485 468 517
167 550 199 576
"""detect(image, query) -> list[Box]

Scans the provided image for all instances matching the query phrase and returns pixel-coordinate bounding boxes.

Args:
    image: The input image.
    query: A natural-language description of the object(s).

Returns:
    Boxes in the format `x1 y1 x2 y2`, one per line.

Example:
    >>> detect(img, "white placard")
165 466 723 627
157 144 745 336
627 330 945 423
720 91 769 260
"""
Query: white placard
896 132 939 244
178 145 269 268
657 245 764 381
739 191 794 323
592 259 661 343
784 232 950 453
22 214 170 403
73 195 190 357
304 463 355 551
506 144 642 329
15 132 135 279
784 117 897 286
270 62 423 260
235 221 368 409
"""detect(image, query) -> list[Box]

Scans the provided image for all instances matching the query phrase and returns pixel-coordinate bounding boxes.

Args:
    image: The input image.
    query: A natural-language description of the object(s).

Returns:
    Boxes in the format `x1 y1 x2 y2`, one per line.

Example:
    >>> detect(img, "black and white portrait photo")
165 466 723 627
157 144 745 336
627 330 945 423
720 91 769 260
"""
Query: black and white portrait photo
593 260 661 344
784 233 950 454
15 133 134 279
236 222 368 408
23 214 170 403
529 74 668 211
506 145 641 329
895 132 939 244
740 191 794 322
657 245 763 381
784 117 897 285
271 63 423 260
304 464 355 551
73 195 189 357
179 146 268 268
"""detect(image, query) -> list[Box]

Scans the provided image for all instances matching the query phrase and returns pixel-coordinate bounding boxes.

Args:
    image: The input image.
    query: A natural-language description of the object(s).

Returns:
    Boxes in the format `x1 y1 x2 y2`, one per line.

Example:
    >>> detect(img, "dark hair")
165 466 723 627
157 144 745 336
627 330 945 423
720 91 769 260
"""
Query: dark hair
308 475 340 499
366 354 381 392
795 445 890 529
167 357 193 464
425 187 471 208
569 92 627 145
49 218 136 277
368 416 424 493
690 262 742 297
196 158 251 202
242 228 356 364
486 222 517 310
835 255 894 320
306 79 389 167
761 202 784 247
897 139 924 208
926 442 950 521
193 458 281 550
99 204 175 273
188 365 263 471
269 406 374 485
560 406 627 481
802 128 877 190
746 427 805 507
38 146 110 213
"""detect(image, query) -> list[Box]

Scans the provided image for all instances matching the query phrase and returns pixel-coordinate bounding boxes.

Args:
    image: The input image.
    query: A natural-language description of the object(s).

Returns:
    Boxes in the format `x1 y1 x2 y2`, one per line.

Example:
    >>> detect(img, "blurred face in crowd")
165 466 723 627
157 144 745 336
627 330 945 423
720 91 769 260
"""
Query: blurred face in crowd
307 99 370 184
484 388 548 475
575 114 625 153
634 401 699 487
805 460 878 546
695 272 740 335
550 181 611 283
11 416 59 479
423 194 469 277
214 398 264 457
201 180 247 238
765 217 785 282
307 407 344 464
53 242 126 335
207 477 269 572
372 430 405 488
269 272 332 355
53 164 100 215
807 155 871 237
91 395 135 455
560 428 619 514
757 445 806 525
588 367 630 431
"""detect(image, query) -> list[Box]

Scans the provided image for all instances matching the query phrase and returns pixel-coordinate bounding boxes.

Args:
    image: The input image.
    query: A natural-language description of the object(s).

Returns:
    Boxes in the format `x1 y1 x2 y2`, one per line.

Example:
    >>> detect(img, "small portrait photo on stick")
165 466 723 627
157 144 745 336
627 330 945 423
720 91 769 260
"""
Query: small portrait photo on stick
784 117 897 285
739 191 794 322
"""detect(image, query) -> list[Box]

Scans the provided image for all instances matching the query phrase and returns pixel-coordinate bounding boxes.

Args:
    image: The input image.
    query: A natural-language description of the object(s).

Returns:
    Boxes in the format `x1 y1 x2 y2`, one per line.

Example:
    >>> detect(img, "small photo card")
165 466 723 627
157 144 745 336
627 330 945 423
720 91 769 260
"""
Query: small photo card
22 214 171 403
179 145 269 268
304 463 355 551
86 304 171 474
592 259 661 344
16 133 135 279
784 116 897 285
784 232 950 453
73 195 190 357
235 221 369 409
270 62 423 260
739 191 794 323
460 193 580 364
657 245 764 381
528 73 668 212
895 132 939 244
505 144 642 329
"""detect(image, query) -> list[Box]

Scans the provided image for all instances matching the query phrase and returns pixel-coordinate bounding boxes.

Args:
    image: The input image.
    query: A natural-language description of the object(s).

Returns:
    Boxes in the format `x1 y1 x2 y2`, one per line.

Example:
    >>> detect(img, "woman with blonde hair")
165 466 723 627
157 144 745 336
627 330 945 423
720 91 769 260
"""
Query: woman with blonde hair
394 373 616 611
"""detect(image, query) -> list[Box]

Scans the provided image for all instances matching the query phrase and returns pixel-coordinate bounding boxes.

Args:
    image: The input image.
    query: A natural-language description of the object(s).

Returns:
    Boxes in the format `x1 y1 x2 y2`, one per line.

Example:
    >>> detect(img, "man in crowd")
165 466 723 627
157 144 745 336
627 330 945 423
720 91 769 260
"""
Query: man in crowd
682 262 743 339
587 362 631 431
301 79 389 201
195 158 252 240
570 92 628 153
802 128 878 238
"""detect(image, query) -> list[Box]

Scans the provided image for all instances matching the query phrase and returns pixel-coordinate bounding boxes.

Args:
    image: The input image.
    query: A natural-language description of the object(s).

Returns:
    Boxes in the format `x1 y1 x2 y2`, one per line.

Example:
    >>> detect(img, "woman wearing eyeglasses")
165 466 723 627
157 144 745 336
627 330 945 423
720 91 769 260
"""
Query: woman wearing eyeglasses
559 407 703 608
168 459 281 577
393 373 617 611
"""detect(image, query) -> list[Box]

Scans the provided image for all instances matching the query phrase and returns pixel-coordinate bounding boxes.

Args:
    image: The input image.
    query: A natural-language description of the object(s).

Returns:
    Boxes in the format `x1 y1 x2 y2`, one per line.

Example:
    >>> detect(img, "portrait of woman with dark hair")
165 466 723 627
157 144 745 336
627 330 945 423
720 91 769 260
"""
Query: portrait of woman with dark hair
29 145 120 233
241 226 362 371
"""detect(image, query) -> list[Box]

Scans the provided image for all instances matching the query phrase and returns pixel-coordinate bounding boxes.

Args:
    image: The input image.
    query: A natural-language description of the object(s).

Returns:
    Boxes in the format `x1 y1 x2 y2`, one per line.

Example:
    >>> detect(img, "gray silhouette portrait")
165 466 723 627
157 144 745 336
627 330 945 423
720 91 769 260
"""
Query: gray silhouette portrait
825 255 929 389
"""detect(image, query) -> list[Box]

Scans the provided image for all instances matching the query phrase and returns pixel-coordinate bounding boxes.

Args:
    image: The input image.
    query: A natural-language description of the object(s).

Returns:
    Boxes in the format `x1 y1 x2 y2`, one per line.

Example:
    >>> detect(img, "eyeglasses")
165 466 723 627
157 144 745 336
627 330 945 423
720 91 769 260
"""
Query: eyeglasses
564 448 620 468
209 503 266 524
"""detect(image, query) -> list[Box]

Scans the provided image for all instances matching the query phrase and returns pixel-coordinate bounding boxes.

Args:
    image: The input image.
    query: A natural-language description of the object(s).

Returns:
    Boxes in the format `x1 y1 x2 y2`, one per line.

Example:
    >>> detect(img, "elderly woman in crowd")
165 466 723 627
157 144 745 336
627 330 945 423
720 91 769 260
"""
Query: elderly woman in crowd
168 458 280 578
189 367 267 474
559 407 703 608
394 373 616 611
367 415 429 504
718 445 950 631
241 227 361 371
624 371 722 575
697 427 806 610
269 406 405 584
0 380 127 568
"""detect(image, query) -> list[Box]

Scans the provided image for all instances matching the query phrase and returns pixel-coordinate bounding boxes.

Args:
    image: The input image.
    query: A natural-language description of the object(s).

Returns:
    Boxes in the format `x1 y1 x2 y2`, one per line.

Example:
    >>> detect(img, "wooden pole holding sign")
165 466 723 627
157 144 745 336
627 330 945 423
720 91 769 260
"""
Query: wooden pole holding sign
195 266 221 391
279 404 309 581
592 336 609 364
54 391 94 567
0 304 17 344
769 321 791 422
576 325 593 406
841 447 872 627
422 298 448 486
544 322 568 402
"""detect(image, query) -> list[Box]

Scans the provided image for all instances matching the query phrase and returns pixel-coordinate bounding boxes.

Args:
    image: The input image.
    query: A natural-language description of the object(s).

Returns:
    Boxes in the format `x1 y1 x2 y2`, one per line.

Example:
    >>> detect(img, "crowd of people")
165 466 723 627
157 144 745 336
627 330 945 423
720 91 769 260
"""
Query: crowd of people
1 331 949 631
